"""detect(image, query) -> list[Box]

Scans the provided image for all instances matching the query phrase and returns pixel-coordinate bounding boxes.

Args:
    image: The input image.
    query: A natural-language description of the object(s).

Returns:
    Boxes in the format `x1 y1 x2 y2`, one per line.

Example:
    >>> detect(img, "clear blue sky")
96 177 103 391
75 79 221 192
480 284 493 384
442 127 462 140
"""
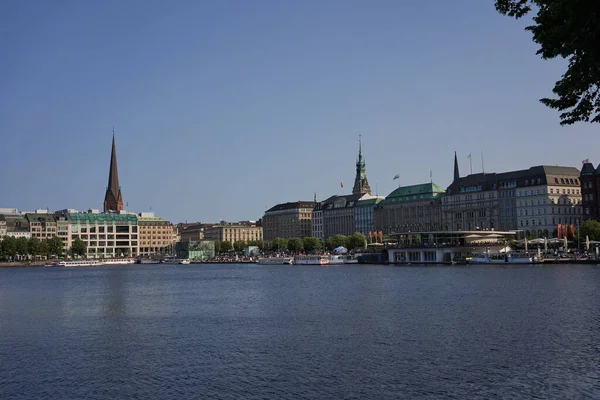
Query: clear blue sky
1 0 597 223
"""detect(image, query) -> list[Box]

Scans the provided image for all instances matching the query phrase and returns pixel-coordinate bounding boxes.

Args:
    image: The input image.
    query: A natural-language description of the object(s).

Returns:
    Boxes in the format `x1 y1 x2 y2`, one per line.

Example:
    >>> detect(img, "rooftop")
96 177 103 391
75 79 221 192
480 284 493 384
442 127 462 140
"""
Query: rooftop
382 183 445 204
70 213 138 224
265 201 315 213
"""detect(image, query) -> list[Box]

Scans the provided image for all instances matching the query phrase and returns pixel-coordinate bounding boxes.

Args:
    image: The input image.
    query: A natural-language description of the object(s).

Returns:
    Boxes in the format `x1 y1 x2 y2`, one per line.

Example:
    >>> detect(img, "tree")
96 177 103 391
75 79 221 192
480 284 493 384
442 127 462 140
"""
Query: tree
213 241 222 253
221 240 233 252
39 239 50 258
233 240 247 252
326 234 348 251
47 237 64 258
28 237 42 258
347 232 366 251
580 220 600 241
302 236 323 253
15 237 28 258
269 237 288 252
287 237 304 253
1 236 17 259
70 237 87 258
495 0 600 124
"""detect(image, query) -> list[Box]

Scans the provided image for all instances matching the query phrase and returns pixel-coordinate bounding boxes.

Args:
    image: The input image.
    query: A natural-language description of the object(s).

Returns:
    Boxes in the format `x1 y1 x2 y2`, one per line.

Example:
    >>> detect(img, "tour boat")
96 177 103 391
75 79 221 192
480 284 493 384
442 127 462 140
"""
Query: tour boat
328 255 345 265
293 255 330 265
257 257 293 265
100 258 135 266
470 251 543 264
178 259 191 265
138 259 161 264
342 255 359 264
57 260 102 267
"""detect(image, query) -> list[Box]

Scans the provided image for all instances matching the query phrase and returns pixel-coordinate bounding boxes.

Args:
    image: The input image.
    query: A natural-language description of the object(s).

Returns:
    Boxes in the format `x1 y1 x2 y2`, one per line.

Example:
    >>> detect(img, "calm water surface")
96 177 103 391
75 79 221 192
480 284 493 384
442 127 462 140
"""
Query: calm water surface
1 264 599 399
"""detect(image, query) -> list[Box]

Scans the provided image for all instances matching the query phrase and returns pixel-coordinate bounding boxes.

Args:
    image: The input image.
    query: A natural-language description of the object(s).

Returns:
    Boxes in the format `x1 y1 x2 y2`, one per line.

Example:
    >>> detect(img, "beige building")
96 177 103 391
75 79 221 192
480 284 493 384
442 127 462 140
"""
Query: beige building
138 212 176 256
375 183 444 234
263 201 315 241
443 159 582 237
62 210 139 258
204 221 263 244
26 213 57 239
0 215 6 237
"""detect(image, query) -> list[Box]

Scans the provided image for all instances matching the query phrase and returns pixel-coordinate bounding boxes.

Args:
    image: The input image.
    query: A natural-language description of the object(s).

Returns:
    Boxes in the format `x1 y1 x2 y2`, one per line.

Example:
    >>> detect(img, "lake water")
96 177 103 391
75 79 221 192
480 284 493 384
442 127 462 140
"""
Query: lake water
1 264 599 399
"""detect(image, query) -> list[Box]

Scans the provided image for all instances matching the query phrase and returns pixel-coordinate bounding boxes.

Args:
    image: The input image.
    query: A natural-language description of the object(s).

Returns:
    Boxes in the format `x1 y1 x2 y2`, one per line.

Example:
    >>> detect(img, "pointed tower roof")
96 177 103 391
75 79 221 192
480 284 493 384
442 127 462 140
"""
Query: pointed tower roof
352 134 371 196
103 128 124 212
453 151 460 182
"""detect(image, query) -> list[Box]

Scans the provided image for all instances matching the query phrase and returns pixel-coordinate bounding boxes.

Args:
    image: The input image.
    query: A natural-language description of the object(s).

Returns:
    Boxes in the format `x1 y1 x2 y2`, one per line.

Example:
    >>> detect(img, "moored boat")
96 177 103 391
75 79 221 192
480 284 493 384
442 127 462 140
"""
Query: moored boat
57 259 102 267
470 251 543 264
294 255 330 265
342 255 358 264
178 259 191 265
100 258 135 266
257 257 293 265
328 255 345 264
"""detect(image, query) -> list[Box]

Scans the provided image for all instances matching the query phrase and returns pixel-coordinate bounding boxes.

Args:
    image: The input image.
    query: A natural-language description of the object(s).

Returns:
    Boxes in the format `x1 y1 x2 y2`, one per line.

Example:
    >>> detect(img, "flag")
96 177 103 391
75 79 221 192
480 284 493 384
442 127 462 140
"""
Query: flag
393 174 400 180
340 182 343 188
466 154 471 159
582 158 590 164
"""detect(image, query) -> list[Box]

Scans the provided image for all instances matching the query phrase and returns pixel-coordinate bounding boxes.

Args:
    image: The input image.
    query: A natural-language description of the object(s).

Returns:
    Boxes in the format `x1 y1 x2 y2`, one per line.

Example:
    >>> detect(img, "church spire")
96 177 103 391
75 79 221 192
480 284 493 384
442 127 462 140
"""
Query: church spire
453 151 460 182
103 127 124 212
352 134 371 196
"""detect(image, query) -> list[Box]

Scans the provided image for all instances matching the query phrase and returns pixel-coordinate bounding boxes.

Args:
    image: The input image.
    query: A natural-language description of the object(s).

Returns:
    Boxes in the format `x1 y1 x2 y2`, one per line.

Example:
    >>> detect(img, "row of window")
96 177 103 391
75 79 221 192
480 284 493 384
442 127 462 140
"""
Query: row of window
520 218 580 227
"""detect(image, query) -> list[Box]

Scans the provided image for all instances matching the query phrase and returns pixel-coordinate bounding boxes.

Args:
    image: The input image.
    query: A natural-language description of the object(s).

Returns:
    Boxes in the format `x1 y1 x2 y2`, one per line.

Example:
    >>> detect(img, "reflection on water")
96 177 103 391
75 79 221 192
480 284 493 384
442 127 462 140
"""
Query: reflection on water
0 264 599 399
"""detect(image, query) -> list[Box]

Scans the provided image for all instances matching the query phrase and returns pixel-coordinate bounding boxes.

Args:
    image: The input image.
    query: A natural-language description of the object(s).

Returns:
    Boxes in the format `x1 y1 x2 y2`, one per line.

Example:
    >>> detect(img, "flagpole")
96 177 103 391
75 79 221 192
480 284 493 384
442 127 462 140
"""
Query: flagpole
469 154 472 175
481 150 485 174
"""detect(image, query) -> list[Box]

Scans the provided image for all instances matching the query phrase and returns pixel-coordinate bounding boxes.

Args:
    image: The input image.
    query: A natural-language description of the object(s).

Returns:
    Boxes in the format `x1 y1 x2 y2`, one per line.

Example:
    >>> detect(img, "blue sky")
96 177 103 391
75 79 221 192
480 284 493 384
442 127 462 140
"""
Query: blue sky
1 0 598 223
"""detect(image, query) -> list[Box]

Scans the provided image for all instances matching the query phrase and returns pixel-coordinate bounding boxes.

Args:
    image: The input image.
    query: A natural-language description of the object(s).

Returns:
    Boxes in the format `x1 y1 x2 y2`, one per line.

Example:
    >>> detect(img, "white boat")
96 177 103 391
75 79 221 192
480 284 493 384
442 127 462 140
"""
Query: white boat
57 259 102 267
179 259 191 265
257 257 293 265
328 255 345 264
138 259 160 264
342 255 358 264
294 255 330 265
470 251 543 264
100 258 135 266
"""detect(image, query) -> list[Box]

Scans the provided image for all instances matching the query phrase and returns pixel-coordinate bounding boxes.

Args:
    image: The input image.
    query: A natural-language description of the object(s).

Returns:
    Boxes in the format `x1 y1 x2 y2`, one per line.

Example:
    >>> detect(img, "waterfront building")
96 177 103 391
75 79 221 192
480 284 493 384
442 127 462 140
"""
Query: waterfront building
203 221 263 245
354 195 385 235
321 193 365 238
311 202 324 242
25 213 57 240
580 162 600 221
0 215 6 237
179 223 211 242
352 135 371 196
175 241 215 260
262 201 315 241
64 210 139 258
2 213 31 239
103 133 124 212
442 154 582 237
138 212 176 256
374 183 444 234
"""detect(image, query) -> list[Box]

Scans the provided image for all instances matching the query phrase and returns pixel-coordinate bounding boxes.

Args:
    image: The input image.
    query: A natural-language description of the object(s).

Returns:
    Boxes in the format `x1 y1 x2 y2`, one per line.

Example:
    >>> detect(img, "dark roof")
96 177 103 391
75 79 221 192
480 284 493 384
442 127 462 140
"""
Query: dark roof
265 201 315 213
2 214 29 231
25 213 56 224
581 162 595 176
447 165 581 194
321 194 363 210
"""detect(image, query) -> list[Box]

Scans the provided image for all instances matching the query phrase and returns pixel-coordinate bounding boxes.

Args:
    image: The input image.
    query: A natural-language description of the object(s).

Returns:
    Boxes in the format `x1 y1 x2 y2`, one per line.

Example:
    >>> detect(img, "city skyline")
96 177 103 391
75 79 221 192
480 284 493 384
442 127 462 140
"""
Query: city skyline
1 1 599 223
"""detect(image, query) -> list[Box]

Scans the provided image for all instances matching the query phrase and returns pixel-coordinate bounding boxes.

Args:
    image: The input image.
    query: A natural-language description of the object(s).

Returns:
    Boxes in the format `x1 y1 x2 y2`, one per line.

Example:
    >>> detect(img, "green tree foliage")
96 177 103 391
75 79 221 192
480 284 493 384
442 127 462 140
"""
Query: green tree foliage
326 234 348 251
28 237 42 257
47 237 64 257
302 236 323 253
39 239 50 257
1 236 17 259
269 237 288 252
15 237 28 257
221 240 233 252
70 237 87 258
233 240 247 252
579 220 600 241
213 241 222 253
346 232 366 251
495 0 600 124
287 237 304 253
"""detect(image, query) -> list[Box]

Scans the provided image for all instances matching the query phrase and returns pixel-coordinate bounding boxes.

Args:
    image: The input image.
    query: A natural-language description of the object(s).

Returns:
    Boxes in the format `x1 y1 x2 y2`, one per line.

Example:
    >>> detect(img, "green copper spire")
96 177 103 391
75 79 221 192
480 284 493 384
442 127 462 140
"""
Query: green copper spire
352 134 371 195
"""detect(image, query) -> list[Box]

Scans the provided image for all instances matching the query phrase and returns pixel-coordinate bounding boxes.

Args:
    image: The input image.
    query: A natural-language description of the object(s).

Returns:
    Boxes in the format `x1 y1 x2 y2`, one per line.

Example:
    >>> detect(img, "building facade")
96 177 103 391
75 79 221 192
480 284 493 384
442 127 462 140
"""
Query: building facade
443 157 582 237
374 183 444 234
322 194 364 238
67 211 139 258
0 215 6 237
203 221 263 244
2 213 31 239
580 162 600 221
311 202 324 242
354 195 385 235
138 212 176 256
175 241 215 260
262 201 315 241
26 213 58 240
